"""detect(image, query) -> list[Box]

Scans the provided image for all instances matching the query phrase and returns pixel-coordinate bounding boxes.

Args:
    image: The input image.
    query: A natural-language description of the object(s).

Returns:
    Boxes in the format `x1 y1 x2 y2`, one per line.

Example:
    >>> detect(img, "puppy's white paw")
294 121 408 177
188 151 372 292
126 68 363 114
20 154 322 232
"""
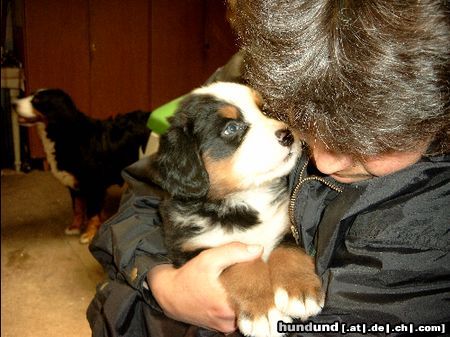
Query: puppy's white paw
239 315 269 337
238 308 292 337
274 288 323 321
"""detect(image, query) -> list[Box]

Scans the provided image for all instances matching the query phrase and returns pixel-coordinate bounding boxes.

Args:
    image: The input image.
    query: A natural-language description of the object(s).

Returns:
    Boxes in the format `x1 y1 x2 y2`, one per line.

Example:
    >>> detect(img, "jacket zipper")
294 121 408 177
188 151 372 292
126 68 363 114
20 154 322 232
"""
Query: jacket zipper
289 160 343 245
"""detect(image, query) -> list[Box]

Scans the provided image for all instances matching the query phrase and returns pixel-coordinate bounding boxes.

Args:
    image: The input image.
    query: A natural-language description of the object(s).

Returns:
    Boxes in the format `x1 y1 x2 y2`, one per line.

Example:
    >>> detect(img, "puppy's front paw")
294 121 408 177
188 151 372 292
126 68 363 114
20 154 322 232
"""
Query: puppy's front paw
273 286 323 321
220 259 290 337
238 307 291 337
268 246 324 321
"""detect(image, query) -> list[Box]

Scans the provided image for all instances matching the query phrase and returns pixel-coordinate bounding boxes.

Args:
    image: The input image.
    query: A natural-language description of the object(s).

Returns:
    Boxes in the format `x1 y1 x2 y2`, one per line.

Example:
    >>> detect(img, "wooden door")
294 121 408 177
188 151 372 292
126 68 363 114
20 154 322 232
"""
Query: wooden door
89 0 150 118
23 0 91 110
149 0 238 109
203 0 238 81
149 0 205 109
23 0 91 158
21 0 235 159
22 0 150 158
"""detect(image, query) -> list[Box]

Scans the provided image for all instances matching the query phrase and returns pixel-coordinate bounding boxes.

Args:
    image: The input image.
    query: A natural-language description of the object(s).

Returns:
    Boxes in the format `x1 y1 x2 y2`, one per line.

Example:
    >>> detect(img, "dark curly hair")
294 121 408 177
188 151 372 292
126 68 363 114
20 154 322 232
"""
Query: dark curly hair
230 0 450 156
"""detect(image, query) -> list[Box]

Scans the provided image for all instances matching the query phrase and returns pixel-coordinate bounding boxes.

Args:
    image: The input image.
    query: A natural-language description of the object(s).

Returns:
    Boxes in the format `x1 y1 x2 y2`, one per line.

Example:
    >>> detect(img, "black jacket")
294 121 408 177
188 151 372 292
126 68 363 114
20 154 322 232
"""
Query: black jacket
87 152 450 337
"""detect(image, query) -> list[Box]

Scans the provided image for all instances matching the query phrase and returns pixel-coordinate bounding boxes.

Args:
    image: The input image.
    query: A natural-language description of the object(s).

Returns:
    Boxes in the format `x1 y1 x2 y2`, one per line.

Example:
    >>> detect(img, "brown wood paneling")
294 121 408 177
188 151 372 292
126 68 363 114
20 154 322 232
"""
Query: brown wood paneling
89 0 150 118
23 0 90 159
150 0 205 109
21 0 235 159
203 0 238 78
23 0 91 111
22 0 150 158
149 0 238 110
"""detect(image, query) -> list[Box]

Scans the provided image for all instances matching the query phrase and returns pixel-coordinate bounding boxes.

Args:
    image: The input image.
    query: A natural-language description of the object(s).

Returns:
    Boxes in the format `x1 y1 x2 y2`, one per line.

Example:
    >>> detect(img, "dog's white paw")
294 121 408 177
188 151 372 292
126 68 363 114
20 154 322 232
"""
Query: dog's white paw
274 288 323 321
238 308 292 337
64 226 81 235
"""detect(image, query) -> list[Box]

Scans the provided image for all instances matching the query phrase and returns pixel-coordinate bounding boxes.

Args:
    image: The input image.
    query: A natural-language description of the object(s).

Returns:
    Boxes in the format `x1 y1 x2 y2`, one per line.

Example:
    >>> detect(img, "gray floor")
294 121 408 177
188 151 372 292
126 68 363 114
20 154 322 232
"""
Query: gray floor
1 170 122 337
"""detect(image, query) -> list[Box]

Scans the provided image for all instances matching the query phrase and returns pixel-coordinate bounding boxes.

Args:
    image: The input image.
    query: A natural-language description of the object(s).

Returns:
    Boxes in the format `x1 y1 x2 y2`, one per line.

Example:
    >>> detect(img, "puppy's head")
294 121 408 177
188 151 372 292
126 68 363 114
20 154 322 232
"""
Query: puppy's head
148 82 301 200
13 89 78 125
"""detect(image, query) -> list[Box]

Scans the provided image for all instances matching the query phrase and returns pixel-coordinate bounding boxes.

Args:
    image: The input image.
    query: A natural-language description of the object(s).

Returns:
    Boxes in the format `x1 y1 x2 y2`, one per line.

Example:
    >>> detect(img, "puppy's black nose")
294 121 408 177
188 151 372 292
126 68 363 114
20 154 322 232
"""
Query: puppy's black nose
276 129 294 147
11 102 17 111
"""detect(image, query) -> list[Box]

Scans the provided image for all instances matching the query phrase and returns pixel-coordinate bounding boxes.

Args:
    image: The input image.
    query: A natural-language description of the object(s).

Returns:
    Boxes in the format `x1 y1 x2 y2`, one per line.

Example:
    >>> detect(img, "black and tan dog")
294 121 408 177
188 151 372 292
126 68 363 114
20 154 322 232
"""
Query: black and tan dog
144 82 323 337
14 89 150 243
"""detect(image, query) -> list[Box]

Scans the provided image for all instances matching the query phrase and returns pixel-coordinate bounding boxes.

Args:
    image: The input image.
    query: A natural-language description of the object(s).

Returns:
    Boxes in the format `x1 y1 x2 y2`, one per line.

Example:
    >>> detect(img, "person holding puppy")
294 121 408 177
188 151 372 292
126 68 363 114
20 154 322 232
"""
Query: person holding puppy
87 1 450 336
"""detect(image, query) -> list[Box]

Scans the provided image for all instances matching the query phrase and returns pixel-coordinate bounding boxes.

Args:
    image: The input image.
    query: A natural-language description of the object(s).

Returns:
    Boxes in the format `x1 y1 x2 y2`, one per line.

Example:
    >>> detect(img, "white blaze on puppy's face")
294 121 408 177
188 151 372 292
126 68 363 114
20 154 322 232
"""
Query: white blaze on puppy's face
232 102 299 188
193 82 301 191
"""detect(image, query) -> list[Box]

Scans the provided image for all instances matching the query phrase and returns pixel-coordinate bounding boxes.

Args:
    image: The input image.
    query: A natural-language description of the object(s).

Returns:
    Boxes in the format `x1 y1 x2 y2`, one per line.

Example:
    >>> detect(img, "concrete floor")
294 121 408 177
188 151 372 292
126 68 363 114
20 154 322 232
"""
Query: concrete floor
1 170 121 337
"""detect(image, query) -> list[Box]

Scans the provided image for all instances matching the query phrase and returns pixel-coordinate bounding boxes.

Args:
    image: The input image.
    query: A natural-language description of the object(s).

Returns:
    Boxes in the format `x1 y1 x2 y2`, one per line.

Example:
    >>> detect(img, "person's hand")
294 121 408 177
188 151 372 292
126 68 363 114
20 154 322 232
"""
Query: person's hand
147 242 263 333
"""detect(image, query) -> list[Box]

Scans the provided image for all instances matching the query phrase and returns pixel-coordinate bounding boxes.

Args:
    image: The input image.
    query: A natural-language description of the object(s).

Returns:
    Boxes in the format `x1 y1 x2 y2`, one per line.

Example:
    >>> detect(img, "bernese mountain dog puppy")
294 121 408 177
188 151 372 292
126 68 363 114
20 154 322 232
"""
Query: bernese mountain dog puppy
140 82 323 337
13 89 151 243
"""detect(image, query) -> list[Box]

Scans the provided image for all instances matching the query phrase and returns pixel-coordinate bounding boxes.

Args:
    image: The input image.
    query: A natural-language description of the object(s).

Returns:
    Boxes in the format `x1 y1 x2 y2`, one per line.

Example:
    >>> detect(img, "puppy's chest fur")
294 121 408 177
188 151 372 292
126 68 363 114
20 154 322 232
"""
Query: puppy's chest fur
161 180 290 266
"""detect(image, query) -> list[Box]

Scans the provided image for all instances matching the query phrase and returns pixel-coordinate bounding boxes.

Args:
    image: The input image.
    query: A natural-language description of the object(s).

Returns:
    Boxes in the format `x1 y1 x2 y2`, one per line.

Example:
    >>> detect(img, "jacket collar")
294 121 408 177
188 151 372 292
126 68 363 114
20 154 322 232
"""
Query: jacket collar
289 154 450 274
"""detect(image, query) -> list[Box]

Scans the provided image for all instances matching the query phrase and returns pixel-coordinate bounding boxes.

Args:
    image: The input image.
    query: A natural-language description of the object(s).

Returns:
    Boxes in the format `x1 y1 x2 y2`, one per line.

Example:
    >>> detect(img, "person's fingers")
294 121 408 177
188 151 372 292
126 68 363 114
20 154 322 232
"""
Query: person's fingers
199 242 263 275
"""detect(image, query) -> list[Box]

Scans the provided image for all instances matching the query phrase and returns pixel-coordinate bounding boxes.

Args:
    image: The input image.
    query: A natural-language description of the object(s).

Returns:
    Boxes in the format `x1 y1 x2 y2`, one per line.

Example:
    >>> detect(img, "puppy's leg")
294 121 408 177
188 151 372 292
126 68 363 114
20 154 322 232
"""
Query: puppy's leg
268 246 324 321
220 258 289 337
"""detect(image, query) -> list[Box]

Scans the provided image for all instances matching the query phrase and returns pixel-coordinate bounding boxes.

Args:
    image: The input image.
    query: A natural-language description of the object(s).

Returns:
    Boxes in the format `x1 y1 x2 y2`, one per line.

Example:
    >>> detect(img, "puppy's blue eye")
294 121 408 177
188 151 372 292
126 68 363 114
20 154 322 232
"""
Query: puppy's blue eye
223 121 242 136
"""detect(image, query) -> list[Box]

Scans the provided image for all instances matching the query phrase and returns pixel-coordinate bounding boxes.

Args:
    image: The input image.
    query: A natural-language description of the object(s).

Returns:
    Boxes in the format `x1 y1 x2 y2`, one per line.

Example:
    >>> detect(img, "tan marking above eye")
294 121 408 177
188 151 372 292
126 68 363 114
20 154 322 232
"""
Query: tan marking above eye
218 104 239 120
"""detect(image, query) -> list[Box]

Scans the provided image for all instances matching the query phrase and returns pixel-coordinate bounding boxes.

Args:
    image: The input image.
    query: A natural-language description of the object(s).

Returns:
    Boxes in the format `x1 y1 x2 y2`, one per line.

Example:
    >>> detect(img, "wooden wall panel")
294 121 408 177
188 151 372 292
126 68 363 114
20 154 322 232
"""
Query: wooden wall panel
149 0 238 109
23 0 91 112
23 0 90 158
22 0 150 158
150 0 205 109
89 0 150 118
20 0 235 159
203 0 238 78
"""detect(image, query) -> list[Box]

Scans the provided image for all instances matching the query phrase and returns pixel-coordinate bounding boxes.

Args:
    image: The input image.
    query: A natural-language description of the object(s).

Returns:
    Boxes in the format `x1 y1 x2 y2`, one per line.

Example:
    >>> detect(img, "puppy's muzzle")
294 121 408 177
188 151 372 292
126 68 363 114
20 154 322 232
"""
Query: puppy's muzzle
276 129 294 147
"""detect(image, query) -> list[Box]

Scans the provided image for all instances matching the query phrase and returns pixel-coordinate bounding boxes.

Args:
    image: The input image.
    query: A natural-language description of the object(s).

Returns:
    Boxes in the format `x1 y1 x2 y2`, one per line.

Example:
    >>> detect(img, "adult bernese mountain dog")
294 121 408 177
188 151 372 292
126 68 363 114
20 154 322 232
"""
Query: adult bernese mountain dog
138 82 323 337
13 89 151 244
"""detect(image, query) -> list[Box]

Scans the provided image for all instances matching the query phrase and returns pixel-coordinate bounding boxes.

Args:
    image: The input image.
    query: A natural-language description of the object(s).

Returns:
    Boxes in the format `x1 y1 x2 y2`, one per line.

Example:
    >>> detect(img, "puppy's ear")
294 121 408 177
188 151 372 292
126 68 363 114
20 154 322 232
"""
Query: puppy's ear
147 118 209 200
